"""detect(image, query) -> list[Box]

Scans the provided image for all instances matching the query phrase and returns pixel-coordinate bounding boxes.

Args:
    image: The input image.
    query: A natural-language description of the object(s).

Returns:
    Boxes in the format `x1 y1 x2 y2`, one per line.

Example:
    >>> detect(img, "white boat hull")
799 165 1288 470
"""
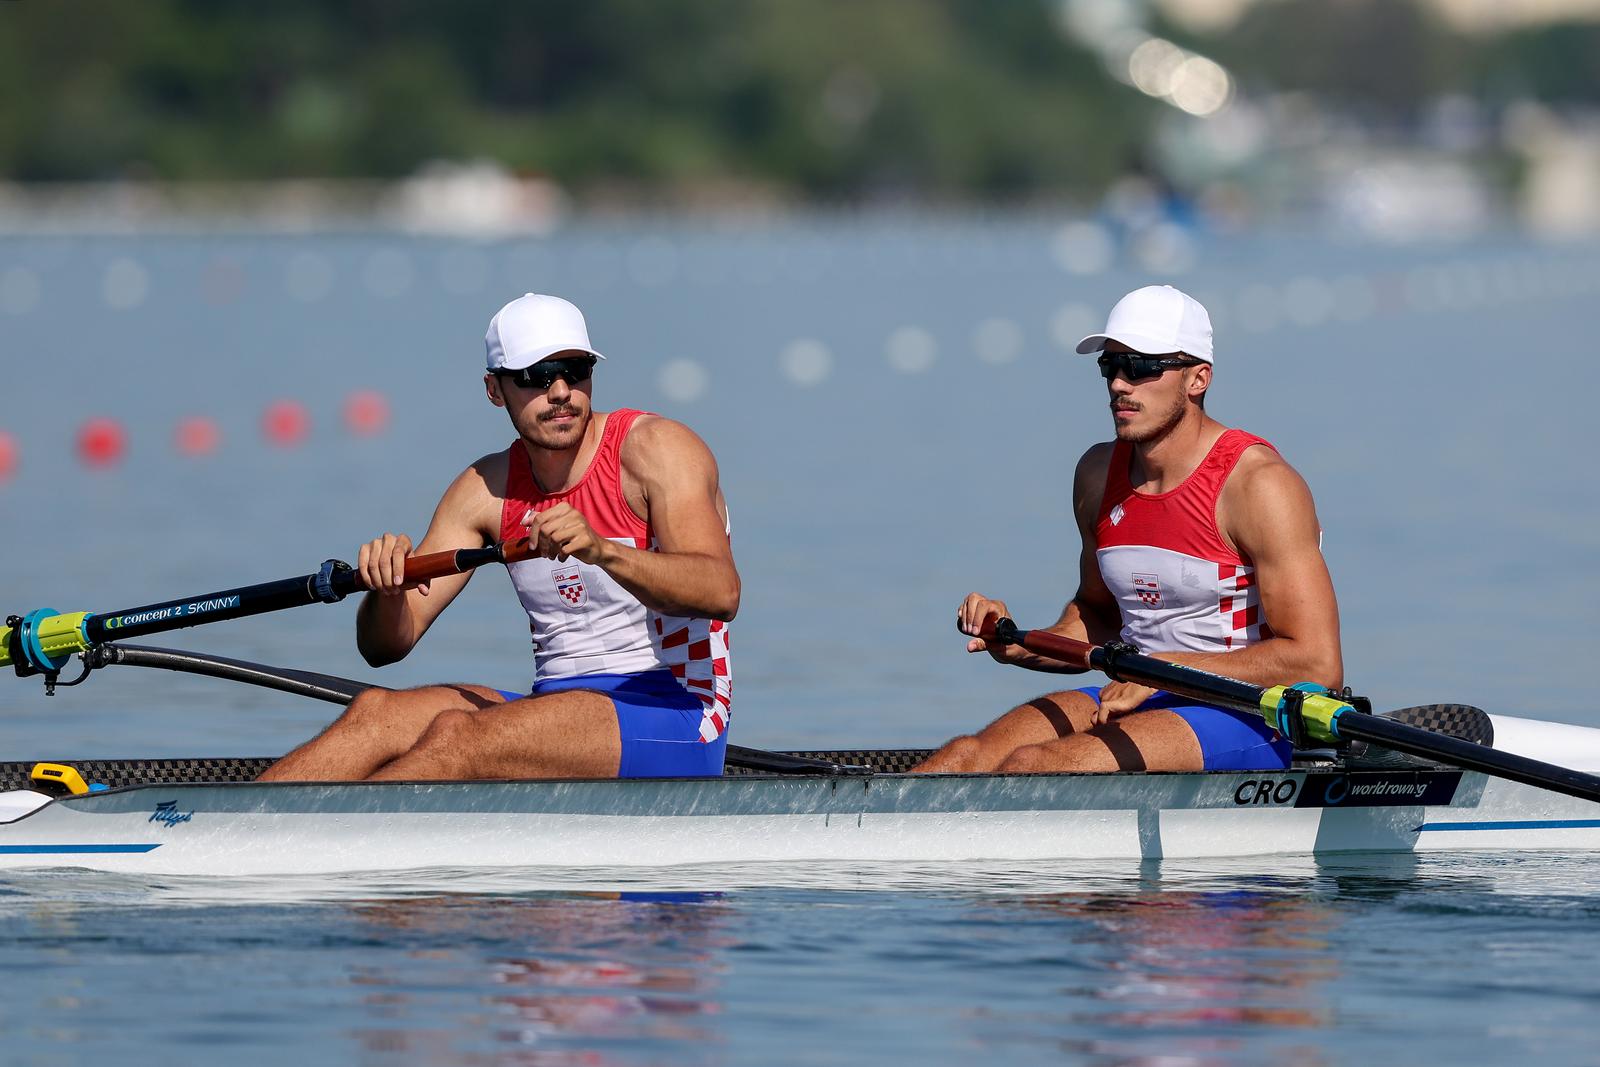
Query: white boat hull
4 716 1600 876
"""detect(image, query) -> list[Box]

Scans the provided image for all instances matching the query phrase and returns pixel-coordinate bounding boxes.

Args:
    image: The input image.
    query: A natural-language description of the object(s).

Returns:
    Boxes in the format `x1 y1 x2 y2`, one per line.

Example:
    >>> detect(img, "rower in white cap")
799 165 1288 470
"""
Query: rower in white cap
261 294 739 782
916 285 1344 774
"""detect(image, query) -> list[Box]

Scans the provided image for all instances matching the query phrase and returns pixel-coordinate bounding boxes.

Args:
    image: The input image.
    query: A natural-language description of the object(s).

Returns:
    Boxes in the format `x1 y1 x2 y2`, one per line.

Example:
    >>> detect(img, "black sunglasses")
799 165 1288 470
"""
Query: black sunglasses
499 355 597 390
1096 352 1204 381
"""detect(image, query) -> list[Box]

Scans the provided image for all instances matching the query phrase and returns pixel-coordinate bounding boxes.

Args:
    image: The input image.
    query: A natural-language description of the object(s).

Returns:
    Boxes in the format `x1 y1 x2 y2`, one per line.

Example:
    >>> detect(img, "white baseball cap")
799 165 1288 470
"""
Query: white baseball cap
1075 285 1214 363
484 294 607 371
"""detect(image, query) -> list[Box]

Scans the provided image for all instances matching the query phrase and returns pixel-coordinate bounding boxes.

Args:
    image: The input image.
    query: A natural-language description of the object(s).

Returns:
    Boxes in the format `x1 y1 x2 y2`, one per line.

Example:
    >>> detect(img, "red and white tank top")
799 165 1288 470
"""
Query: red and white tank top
1094 428 1274 654
499 409 732 741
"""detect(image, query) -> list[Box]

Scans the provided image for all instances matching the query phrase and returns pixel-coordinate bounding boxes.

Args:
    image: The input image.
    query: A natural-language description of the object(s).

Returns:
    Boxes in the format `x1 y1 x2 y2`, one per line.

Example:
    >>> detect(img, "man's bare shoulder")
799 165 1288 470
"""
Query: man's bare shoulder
1221 442 1320 550
436 449 513 537
620 414 717 472
1071 441 1116 527
1076 441 1116 479
454 448 511 495
1229 443 1311 499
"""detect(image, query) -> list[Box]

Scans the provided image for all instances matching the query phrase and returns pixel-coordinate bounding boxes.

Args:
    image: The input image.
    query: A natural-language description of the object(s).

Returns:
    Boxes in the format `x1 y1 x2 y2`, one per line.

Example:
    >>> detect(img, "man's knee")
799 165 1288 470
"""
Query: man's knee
918 734 984 771
414 707 478 746
337 686 397 727
997 744 1054 774
944 734 986 762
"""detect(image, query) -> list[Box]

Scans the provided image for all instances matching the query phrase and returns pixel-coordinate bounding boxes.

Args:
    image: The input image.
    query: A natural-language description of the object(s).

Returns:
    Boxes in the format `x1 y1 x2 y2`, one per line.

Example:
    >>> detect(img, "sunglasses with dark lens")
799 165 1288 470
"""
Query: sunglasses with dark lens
500 355 596 390
1096 352 1203 381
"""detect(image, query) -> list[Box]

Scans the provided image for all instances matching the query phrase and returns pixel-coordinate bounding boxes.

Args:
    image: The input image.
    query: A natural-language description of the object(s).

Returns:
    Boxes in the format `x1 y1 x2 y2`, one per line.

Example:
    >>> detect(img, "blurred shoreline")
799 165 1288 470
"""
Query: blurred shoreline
5 130 1597 243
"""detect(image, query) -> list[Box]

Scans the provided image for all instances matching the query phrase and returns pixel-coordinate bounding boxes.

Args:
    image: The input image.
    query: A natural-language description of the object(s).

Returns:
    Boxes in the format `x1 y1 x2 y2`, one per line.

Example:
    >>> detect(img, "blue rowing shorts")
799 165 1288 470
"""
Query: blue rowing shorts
498 669 728 778
1075 686 1292 771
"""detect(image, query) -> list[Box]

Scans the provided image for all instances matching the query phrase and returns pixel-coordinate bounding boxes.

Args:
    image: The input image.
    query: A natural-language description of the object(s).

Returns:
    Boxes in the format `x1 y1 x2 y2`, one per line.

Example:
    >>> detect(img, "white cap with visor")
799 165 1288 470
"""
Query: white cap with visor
485 294 607 371
1075 284 1214 363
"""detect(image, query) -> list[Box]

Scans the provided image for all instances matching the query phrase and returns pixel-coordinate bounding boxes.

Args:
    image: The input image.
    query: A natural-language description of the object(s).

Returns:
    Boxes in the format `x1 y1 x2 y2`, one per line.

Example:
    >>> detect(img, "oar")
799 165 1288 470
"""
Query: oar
2 538 538 676
979 616 1600 805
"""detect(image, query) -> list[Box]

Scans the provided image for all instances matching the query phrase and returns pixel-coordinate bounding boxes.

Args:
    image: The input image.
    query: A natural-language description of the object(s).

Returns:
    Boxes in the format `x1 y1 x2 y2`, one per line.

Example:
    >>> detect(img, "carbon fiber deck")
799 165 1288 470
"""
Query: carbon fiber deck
0 757 277 793
0 707 1491 791
0 750 938 791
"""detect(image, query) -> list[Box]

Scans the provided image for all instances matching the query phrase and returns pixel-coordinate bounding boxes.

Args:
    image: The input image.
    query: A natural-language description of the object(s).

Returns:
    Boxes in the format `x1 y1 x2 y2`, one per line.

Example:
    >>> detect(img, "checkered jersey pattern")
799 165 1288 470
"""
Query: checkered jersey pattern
653 614 732 741
1218 563 1270 649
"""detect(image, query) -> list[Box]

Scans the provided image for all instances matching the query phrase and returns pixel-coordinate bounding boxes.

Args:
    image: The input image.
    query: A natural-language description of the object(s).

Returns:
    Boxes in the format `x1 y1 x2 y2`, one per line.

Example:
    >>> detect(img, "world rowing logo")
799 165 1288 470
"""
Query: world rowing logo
1132 572 1162 607
552 563 587 609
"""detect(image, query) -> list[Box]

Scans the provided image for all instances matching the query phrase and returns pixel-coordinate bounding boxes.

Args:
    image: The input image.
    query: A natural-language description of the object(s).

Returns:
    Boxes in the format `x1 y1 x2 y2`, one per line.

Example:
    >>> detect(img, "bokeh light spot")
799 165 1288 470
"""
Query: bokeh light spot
175 416 221 457
885 326 937 374
77 418 127 468
103 258 150 310
263 400 311 447
1051 221 1115 275
973 318 1024 365
1050 303 1100 351
657 359 709 403
343 390 391 437
780 339 833 388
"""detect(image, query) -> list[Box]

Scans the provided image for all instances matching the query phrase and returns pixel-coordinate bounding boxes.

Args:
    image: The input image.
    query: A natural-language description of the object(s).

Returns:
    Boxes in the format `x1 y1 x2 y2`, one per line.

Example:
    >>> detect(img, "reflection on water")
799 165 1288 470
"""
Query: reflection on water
3 854 1600 1062
344 893 731 1062
1012 888 1338 1064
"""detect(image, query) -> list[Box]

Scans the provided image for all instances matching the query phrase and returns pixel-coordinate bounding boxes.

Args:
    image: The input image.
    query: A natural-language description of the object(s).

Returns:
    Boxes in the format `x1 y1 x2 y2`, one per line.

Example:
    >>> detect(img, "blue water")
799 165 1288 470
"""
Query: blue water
3 219 1600 1060
5 856 1600 1063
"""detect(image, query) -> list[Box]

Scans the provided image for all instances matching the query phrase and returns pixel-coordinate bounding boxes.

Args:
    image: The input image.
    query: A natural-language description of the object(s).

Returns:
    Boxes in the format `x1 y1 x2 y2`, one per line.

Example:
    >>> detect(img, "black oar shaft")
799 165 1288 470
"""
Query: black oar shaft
998 619 1269 717
1335 713 1600 803
1086 640 1266 717
83 572 356 644
86 538 537 645
4 537 541 673
988 617 1600 806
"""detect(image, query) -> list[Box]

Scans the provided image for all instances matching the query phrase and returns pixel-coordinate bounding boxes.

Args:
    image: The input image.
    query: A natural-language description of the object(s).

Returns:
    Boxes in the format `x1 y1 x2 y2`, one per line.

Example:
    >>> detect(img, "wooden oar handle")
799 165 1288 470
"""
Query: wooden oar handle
394 537 536 586
499 537 537 566
977 616 1094 670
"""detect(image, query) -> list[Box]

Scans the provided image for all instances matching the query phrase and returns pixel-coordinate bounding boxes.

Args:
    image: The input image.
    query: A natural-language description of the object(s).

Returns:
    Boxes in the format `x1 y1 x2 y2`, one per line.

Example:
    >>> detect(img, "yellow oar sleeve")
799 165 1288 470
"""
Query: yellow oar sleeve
0 611 92 670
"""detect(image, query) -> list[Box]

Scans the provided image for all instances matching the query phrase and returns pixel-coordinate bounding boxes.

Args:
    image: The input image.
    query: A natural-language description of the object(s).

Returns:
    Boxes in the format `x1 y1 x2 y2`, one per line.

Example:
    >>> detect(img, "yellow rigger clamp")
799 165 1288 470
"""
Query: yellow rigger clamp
29 763 92 797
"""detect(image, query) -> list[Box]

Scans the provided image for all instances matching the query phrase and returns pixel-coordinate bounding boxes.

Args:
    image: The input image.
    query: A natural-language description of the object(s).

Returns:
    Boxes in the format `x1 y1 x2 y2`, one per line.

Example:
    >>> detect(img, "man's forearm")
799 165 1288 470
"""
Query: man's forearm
593 542 740 620
1159 638 1342 691
355 592 420 667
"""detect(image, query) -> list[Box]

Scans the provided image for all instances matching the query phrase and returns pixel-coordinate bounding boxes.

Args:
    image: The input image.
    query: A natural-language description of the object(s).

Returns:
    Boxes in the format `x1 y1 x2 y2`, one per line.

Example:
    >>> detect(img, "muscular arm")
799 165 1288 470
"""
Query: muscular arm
576 416 739 620
355 454 504 667
1158 448 1343 689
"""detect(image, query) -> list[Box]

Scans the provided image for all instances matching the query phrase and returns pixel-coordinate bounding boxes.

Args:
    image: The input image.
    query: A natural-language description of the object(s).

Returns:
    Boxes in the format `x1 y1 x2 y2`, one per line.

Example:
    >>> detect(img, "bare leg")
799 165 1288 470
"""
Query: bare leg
366 689 622 781
911 690 1100 773
258 684 508 781
997 708 1203 773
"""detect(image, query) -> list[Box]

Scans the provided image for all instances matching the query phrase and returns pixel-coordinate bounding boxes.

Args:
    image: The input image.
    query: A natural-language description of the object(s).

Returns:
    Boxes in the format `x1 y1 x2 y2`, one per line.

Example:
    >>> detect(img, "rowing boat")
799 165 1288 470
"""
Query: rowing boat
6 546 1600 876
2 642 1599 875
